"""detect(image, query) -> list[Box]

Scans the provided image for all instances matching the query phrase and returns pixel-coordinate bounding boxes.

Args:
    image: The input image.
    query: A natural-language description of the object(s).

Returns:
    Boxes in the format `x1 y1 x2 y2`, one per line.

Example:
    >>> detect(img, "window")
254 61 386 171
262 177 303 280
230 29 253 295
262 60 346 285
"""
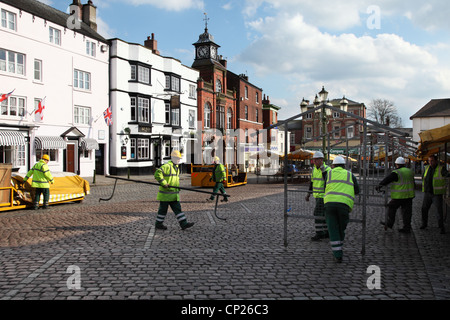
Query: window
164 140 170 157
49 27 61 45
0 49 25 75
333 112 340 118
305 112 312 119
256 109 259 122
189 84 196 99
216 106 224 129
130 138 136 159
138 65 150 84
74 106 91 125
34 59 42 81
305 127 312 139
138 138 149 160
138 97 149 123
81 149 90 159
189 110 195 128
165 74 180 92
35 149 57 162
245 86 248 99
86 40 96 57
227 108 232 129
256 92 259 104
347 126 354 139
204 103 211 128
334 126 340 139
245 106 248 120
16 145 26 166
1 9 16 31
74 69 91 90
171 108 179 126
130 65 136 80
130 97 136 121
1 96 25 117
245 129 249 144
216 79 222 93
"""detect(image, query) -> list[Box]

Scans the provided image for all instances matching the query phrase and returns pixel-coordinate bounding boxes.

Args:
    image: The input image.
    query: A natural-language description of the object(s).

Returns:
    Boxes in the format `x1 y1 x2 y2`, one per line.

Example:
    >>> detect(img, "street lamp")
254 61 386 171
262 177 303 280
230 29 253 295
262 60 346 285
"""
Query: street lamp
300 86 348 161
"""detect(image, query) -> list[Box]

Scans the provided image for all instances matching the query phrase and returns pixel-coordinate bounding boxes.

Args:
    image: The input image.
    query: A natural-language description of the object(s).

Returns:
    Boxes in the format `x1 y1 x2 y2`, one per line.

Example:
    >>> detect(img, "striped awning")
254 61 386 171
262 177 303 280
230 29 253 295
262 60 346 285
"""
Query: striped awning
0 131 26 146
80 138 99 150
34 136 67 150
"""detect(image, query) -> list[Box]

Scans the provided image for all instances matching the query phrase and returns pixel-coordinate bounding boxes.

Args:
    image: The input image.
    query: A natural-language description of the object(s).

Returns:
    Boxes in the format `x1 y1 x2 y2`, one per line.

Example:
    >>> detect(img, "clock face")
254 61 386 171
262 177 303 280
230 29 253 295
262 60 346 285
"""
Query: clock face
210 46 217 59
197 46 209 58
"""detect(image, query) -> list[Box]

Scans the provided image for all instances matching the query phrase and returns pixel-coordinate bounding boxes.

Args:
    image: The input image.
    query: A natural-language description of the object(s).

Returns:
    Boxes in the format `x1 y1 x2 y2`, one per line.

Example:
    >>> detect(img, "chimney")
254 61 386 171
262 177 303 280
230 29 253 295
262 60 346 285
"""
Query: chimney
82 0 97 31
71 0 82 20
219 55 227 68
144 33 160 55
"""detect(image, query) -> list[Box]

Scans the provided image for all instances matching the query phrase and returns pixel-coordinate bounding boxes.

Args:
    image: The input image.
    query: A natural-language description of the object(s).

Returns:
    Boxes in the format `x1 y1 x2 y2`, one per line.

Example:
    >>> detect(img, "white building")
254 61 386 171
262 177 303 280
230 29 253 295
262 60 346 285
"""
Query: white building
109 35 199 175
410 99 450 143
0 0 109 177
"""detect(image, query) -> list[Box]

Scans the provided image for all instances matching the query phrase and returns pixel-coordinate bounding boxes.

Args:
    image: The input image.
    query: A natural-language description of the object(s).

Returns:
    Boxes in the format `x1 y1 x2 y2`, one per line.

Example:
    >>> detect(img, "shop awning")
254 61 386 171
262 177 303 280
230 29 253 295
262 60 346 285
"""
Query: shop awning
80 138 99 150
0 131 26 146
34 136 67 150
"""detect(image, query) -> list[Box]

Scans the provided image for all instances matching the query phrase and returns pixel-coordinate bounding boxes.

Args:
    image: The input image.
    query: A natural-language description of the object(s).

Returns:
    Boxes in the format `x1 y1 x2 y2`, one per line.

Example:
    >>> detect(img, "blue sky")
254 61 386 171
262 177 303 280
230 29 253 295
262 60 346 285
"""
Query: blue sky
45 0 450 127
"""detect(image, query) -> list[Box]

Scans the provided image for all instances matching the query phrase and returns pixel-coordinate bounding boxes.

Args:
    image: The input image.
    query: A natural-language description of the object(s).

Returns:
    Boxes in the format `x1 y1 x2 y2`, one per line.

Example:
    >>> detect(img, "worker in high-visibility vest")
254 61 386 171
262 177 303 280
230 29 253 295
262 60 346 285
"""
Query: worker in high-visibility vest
324 156 360 263
376 157 415 233
154 150 194 231
207 156 228 202
24 154 54 210
421 155 448 234
305 151 331 241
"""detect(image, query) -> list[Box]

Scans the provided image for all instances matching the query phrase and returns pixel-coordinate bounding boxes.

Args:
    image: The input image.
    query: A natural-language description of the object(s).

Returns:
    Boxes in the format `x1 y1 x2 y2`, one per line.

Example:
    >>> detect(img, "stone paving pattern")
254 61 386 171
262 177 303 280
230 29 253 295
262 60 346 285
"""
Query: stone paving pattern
0 174 449 300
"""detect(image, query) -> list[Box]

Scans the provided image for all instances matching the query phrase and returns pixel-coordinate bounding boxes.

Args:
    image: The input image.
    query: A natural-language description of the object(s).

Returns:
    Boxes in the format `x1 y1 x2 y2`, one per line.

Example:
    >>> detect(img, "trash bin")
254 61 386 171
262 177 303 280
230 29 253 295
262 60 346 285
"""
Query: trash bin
0 163 12 204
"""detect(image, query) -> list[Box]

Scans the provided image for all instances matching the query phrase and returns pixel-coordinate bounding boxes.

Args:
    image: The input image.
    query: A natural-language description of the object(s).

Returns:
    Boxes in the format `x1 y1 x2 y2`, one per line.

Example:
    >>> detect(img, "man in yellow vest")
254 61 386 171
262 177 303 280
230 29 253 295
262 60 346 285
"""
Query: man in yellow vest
305 151 331 241
24 154 54 210
207 156 228 202
324 156 360 262
376 157 415 233
421 155 448 234
154 150 194 230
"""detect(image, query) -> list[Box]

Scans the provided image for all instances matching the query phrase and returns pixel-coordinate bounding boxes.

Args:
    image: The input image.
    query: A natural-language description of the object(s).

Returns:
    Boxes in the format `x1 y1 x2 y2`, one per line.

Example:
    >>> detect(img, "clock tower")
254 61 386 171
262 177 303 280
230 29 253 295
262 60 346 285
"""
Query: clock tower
192 14 220 67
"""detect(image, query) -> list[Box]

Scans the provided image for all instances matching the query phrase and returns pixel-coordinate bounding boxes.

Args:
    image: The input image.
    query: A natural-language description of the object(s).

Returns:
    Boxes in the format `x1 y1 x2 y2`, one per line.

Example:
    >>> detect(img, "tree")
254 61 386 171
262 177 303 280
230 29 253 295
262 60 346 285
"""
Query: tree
367 99 403 128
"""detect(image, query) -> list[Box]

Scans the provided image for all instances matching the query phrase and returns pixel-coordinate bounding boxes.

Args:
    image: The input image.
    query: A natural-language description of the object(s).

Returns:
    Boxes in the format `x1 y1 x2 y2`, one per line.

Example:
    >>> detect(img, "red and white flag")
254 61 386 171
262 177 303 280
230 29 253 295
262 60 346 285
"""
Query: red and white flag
103 106 112 126
0 89 15 102
35 97 45 121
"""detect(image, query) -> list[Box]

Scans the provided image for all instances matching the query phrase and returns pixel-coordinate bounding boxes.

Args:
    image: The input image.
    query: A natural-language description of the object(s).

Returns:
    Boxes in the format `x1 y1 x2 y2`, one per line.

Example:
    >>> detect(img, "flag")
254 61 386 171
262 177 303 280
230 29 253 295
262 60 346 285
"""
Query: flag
0 89 15 102
103 106 112 126
35 97 45 121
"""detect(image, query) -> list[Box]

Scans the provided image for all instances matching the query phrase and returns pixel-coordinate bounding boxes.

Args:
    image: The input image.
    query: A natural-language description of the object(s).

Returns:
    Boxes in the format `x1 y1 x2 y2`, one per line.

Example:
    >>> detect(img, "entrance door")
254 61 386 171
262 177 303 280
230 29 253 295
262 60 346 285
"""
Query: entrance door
67 144 75 173
95 144 105 175
153 143 161 168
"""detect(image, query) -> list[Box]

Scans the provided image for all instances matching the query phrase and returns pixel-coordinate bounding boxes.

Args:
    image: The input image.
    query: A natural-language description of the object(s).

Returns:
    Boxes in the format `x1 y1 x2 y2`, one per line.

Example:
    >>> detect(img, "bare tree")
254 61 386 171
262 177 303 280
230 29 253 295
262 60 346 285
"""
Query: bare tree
367 99 403 128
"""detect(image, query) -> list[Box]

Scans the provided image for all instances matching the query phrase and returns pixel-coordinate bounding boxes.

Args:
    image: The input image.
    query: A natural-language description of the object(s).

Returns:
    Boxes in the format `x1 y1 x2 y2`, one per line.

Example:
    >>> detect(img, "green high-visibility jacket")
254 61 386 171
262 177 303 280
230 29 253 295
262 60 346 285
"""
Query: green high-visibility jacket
213 163 226 183
422 165 446 195
324 167 355 210
312 164 331 198
391 167 415 199
24 160 54 188
155 161 180 202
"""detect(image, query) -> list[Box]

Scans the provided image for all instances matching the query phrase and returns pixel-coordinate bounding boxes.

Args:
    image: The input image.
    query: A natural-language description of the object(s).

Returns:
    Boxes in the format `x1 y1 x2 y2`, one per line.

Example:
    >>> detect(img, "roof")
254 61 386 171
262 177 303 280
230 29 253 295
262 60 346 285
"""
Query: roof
1 0 107 43
410 99 450 119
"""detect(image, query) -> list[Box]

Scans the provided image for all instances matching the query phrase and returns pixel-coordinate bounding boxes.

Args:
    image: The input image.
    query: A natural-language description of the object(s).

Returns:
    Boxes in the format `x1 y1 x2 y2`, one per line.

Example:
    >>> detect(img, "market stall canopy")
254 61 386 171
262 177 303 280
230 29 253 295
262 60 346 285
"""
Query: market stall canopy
417 123 450 158
280 149 314 160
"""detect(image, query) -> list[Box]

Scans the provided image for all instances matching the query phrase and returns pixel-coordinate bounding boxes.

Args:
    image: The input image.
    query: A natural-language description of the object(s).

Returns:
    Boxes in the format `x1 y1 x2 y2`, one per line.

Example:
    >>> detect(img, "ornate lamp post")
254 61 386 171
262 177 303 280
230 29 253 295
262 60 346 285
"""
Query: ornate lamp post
300 86 348 161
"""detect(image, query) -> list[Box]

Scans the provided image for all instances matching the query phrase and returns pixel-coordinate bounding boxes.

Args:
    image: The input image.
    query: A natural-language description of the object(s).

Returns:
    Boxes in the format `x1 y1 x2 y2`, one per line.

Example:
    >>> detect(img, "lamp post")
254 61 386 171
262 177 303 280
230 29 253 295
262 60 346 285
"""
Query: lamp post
300 86 348 162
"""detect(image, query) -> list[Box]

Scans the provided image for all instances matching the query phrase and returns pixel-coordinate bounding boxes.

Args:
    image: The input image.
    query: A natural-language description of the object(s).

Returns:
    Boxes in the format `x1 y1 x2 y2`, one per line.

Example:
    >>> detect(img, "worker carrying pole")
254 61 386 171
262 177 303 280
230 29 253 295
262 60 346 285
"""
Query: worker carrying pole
207 156 228 203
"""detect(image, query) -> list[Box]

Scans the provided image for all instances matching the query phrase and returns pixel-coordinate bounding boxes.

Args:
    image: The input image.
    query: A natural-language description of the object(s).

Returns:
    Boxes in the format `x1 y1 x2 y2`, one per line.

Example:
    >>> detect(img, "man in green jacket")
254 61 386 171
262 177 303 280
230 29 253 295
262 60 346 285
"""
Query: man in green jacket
421 155 448 234
207 156 228 202
154 150 194 231
24 154 54 210
324 156 360 263
376 157 415 233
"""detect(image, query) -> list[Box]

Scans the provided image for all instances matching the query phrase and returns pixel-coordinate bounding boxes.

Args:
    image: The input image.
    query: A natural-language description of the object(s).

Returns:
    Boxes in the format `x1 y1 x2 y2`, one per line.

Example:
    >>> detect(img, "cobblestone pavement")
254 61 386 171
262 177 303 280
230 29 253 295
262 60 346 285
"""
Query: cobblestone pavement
0 174 449 303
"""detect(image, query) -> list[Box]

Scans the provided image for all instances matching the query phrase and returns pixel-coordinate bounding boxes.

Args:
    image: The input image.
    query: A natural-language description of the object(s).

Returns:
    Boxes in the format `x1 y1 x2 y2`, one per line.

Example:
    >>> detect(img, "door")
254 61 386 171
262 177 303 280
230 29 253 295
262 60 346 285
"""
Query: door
67 144 75 173
95 144 105 175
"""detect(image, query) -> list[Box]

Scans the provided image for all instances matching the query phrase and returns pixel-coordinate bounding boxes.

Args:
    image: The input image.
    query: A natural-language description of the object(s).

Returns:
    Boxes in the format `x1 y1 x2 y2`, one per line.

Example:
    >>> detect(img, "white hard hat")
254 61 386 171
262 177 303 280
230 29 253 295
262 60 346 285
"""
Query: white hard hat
313 151 324 159
332 156 346 165
395 157 406 165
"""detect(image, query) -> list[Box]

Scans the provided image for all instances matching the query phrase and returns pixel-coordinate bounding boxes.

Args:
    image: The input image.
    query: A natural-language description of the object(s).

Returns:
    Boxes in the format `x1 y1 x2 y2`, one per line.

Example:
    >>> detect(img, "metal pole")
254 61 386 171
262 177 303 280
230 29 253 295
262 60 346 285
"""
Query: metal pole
361 121 367 255
284 123 289 247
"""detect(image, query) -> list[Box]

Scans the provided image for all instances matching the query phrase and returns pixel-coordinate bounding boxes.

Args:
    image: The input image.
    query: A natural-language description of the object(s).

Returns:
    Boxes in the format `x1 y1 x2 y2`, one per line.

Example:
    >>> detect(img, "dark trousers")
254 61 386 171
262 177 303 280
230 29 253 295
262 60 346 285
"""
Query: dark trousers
34 188 50 208
386 198 413 230
421 193 444 228
313 198 328 235
156 201 188 226
210 182 227 200
325 204 350 258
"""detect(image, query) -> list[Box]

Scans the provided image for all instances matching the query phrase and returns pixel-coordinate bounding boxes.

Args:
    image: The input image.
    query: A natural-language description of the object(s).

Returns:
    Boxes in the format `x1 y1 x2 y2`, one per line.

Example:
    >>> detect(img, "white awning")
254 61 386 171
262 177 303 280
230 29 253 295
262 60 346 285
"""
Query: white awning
80 138 99 150
0 131 26 146
35 136 67 150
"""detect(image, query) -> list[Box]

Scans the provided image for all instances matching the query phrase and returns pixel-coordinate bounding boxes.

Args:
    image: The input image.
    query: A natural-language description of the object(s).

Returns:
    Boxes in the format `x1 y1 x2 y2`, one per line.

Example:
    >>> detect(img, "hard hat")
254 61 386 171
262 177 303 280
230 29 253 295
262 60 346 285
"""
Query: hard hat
313 151 324 159
213 156 220 162
395 157 406 165
332 156 346 165
42 154 50 161
170 150 182 158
